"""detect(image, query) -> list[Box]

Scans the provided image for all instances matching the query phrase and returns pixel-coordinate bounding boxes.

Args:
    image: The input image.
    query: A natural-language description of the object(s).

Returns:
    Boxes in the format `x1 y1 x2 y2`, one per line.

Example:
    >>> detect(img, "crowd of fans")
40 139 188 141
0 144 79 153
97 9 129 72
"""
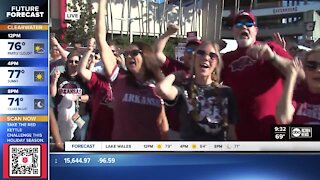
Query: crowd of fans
49 0 319 150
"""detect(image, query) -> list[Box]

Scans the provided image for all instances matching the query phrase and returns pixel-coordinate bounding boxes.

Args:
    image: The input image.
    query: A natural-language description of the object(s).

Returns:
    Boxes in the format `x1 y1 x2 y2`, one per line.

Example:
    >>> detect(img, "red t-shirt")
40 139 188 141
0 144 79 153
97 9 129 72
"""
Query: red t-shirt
221 41 292 140
110 66 164 140
292 86 320 124
161 57 189 132
85 72 114 140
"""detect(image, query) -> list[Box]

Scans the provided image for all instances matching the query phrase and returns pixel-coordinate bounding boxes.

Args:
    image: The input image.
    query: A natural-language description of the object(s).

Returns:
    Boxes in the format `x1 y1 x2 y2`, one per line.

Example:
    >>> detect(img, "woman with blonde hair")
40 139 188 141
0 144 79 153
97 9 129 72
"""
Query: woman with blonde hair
277 48 320 124
156 41 238 140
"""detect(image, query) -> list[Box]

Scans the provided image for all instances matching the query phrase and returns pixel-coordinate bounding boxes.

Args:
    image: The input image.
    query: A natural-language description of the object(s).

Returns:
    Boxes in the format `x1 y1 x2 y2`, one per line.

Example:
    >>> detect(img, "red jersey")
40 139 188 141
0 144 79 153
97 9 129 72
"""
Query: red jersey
161 57 189 132
85 72 114 140
221 41 292 140
292 86 320 124
110 66 164 140
161 57 189 76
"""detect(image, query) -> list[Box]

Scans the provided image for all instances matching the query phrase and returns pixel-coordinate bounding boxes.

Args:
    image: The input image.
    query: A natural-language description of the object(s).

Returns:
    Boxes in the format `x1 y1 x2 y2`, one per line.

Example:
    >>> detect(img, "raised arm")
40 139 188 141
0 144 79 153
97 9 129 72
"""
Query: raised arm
153 24 179 64
51 36 68 61
78 38 95 82
155 72 182 101
96 0 117 77
49 107 64 150
50 70 60 97
276 58 302 124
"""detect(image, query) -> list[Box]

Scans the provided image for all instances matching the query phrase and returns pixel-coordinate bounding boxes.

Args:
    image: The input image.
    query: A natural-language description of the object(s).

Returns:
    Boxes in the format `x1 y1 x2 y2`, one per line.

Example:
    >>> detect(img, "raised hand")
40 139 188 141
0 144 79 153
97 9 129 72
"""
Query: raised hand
287 58 303 77
166 23 179 35
246 43 275 61
50 36 59 46
272 32 286 50
87 38 96 51
53 69 61 80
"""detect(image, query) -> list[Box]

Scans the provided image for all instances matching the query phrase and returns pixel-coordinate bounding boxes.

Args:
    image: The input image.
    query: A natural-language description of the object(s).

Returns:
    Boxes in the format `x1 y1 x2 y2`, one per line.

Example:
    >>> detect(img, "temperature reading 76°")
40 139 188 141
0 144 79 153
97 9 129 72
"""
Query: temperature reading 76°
8 98 23 106
8 70 24 78
8 42 25 50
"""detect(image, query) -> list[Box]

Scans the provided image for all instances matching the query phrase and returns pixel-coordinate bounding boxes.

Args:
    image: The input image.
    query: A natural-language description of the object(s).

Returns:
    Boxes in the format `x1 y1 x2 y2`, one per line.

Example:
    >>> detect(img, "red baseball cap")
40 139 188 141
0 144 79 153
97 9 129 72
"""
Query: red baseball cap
186 39 202 47
233 11 255 24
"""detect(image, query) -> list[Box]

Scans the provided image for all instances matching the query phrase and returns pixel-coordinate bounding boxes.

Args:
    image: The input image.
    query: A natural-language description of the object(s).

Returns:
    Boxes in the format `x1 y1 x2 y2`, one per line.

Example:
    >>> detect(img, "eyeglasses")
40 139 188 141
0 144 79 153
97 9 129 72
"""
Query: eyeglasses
196 50 218 60
68 60 79 64
305 61 320 71
185 48 194 54
234 21 255 28
123 49 142 58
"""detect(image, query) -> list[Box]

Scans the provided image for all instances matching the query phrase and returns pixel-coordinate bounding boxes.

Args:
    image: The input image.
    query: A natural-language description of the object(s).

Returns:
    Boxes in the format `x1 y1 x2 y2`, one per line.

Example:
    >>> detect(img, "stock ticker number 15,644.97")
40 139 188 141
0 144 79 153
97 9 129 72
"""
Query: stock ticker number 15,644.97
63 158 91 164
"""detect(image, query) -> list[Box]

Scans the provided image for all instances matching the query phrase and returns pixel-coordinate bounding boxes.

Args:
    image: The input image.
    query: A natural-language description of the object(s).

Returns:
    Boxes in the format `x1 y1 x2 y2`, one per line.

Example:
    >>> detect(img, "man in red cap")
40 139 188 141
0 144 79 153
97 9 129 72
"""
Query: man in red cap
221 11 293 140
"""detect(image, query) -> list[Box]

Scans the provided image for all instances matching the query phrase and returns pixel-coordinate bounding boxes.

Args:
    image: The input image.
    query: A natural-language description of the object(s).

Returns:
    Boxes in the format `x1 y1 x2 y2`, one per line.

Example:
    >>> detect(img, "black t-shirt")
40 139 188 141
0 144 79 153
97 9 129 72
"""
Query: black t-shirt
171 81 238 140
55 73 90 116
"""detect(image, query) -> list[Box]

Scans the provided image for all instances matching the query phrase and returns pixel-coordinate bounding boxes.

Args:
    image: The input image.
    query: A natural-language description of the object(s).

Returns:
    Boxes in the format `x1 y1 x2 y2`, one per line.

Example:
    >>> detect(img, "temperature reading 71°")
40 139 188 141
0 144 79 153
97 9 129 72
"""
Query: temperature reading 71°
8 98 23 106
8 42 25 50
8 70 24 78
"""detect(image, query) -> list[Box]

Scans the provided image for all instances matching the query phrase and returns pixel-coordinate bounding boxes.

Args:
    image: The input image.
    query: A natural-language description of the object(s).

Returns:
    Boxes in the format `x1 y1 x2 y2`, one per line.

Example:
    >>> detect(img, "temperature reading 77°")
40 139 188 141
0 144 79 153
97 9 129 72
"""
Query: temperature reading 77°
8 70 24 78
8 98 23 106
8 42 25 50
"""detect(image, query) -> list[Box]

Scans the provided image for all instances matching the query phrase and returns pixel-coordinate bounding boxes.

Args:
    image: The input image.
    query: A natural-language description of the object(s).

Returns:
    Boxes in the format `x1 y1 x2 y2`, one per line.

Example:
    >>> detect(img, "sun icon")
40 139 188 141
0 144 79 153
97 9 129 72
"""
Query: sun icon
34 71 44 81
36 73 43 80
35 45 41 51
34 43 45 54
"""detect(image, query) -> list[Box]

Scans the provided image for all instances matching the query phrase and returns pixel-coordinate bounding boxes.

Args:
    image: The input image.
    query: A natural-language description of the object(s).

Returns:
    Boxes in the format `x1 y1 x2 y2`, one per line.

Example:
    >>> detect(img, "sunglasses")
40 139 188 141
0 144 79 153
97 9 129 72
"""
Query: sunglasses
68 60 79 64
305 61 320 71
196 50 218 60
123 49 142 58
234 21 255 28
185 47 194 54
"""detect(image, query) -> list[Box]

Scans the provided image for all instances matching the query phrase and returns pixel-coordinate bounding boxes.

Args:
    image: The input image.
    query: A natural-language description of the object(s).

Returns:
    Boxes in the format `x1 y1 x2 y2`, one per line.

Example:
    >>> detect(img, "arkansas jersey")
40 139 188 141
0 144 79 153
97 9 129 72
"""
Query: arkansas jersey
109 66 164 140
221 41 292 140
292 86 320 125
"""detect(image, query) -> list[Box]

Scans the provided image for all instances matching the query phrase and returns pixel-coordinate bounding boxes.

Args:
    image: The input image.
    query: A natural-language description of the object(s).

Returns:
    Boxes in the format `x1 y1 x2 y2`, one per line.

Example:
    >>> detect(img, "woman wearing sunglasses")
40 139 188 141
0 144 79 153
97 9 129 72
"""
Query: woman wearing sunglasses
156 41 238 140
50 51 90 142
277 48 320 124
96 0 168 140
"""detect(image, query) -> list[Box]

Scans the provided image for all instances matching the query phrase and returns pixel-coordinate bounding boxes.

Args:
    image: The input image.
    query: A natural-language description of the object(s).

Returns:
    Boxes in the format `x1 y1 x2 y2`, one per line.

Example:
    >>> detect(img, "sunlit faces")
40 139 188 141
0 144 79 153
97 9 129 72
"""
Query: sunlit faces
124 45 144 75
110 45 118 57
232 17 257 48
304 51 320 93
67 55 80 73
194 44 218 78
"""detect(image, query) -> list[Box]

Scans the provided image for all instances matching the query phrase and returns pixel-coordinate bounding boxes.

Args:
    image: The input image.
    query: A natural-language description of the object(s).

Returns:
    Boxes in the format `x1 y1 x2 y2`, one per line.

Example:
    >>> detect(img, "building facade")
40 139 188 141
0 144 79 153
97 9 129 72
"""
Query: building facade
50 0 320 46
